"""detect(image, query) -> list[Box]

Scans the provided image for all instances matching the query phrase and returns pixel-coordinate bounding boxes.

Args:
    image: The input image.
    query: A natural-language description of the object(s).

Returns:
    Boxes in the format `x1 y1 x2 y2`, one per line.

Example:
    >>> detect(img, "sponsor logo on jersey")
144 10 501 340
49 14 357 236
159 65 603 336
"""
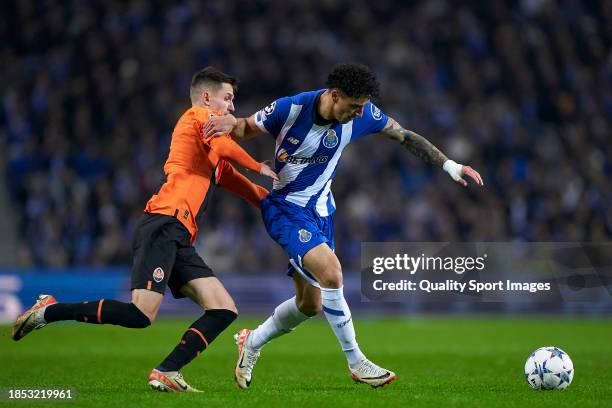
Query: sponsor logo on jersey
286 155 328 164
287 136 300 145
153 267 165 283
322 129 339 148
298 229 312 243
277 148 289 162
276 148 328 164
371 104 382 120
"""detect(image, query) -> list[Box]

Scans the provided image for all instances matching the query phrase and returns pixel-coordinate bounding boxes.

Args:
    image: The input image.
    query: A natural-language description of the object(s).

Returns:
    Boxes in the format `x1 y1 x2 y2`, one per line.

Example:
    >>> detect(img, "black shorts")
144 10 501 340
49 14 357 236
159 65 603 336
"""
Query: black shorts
131 213 214 299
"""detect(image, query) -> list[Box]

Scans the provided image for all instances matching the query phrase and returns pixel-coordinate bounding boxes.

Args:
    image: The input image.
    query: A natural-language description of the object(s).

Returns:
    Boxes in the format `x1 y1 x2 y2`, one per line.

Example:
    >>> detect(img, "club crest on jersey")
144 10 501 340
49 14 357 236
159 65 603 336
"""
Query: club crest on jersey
153 267 164 283
263 101 276 116
371 104 382 120
298 229 312 243
323 129 339 148
277 148 289 162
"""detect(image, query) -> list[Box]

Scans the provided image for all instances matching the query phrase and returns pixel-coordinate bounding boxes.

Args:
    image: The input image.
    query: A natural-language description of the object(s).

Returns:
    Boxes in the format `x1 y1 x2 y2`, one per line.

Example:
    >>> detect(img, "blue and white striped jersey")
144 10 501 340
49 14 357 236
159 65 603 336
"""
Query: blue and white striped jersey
254 89 389 217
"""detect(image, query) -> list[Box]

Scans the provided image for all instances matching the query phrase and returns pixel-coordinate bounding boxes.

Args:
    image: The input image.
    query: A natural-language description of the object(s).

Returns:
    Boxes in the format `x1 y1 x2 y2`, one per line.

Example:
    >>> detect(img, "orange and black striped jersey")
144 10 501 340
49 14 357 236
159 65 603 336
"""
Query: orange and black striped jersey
145 106 268 243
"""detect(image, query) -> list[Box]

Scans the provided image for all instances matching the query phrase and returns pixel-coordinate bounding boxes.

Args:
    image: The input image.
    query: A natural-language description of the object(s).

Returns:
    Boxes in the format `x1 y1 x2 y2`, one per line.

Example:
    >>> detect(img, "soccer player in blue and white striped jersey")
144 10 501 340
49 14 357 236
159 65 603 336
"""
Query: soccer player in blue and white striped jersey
206 63 483 389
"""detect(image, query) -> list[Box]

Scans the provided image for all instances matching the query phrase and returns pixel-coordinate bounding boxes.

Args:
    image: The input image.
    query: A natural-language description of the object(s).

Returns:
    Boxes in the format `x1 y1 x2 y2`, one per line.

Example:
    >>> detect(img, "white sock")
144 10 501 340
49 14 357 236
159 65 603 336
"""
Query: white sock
248 296 310 350
320 286 365 368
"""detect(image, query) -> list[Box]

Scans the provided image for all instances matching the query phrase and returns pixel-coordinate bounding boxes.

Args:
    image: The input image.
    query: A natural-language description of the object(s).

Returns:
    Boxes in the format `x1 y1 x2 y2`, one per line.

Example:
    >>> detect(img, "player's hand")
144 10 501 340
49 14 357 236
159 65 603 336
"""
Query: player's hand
458 165 484 187
204 114 237 138
443 160 484 187
259 161 279 181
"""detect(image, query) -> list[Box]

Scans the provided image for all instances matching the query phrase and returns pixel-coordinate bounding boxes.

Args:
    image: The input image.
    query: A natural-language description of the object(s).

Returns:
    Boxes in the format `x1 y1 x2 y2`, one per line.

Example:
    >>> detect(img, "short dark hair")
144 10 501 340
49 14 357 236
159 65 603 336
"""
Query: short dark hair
190 66 238 101
325 63 380 99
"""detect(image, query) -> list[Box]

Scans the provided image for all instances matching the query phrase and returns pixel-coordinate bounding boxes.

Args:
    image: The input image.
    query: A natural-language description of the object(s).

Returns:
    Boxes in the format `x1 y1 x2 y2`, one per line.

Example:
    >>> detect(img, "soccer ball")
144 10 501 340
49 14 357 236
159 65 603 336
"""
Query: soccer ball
524 346 574 390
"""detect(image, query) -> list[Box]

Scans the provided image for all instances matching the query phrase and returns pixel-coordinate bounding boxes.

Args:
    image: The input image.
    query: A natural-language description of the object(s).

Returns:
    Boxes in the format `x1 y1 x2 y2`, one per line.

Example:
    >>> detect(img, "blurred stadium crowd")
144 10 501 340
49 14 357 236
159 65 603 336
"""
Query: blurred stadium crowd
1 0 611 273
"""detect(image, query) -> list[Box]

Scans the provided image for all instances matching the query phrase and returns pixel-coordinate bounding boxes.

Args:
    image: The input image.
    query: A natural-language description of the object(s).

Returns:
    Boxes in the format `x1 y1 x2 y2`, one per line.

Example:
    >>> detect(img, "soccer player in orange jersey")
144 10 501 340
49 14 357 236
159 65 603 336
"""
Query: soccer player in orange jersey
11 67 277 392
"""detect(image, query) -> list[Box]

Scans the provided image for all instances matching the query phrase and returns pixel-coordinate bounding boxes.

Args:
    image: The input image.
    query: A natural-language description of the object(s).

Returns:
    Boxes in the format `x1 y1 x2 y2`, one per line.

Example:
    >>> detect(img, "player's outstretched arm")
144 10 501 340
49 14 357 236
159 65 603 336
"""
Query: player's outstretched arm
217 161 270 208
204 115 263 141
379 117 484 187
208 135 278 181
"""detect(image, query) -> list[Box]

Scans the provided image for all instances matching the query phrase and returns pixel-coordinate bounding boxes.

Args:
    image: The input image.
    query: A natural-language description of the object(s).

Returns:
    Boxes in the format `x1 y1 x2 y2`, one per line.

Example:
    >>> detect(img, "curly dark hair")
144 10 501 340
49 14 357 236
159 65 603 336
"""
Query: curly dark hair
325 62 380 99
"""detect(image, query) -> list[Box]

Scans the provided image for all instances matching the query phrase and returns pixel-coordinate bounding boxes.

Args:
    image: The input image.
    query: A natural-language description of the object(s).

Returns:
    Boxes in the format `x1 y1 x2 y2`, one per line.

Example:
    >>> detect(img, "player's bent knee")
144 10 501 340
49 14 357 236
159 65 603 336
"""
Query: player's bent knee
131 300 159 324
211 303 238 315
319 266 343 288
304 245 343 288
103 301 152 328
126 303 152 328
130 289 162 323
185 277 238 314
202 294 238 315
319 256 343 288
218 295 238 315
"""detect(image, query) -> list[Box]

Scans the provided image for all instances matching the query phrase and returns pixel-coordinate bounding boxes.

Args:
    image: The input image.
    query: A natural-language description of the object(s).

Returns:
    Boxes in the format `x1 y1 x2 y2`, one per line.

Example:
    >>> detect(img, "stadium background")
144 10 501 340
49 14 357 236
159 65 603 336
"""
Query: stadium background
0 0 611 318
1 2 611 407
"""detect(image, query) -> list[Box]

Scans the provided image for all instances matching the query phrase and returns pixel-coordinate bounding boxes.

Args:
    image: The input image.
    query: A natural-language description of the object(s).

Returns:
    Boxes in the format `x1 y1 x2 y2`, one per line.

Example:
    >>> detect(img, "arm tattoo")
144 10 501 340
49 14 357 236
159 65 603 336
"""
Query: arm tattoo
380 118 448 167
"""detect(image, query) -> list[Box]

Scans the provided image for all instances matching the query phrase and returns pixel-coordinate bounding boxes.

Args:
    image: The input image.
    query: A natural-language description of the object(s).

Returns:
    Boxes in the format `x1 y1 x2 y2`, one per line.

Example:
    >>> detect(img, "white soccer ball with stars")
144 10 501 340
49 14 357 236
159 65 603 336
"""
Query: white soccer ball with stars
524 346 574 390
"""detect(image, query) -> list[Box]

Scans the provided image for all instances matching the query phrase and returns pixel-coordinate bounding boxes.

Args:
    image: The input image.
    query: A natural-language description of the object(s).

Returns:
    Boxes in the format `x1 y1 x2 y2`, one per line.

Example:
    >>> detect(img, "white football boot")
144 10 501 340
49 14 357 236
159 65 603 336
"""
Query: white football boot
12 294 58 341
349 359 396 388
234 329 260 389
148 369 201 392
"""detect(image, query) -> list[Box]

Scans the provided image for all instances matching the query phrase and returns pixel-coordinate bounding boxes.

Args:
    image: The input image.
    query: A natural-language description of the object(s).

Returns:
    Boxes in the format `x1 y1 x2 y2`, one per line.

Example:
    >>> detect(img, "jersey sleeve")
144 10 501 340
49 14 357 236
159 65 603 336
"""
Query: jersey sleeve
253 96 293 136
216 160 269 208
207 135 263 173
352 102 389 140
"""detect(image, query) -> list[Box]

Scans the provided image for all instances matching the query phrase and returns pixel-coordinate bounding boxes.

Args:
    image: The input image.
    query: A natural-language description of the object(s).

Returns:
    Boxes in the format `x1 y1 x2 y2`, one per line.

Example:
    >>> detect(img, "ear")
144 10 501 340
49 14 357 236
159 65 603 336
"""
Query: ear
201 90 211 106
331 89 340 103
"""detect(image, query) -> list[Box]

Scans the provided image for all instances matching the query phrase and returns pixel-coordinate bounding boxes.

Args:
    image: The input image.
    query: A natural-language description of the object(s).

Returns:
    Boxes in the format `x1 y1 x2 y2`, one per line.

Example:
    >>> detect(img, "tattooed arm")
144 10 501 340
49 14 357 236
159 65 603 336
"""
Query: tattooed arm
380 117 448 166
379 117 484 187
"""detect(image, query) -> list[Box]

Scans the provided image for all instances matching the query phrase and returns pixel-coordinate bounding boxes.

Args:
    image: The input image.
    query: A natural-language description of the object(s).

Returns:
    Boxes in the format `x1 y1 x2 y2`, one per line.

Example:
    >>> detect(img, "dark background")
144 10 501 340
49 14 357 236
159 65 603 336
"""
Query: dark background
1 0 611 274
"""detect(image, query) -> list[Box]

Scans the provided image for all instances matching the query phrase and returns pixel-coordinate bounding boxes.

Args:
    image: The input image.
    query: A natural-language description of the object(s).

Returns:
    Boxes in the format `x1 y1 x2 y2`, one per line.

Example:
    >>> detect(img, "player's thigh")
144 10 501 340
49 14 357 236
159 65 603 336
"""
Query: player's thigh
302 243 343 288
262 198 329 280
129 215 181 322
131 289 164 322
293 272 322 316
180 277 237 313
130 214 180 296
168 245 217 300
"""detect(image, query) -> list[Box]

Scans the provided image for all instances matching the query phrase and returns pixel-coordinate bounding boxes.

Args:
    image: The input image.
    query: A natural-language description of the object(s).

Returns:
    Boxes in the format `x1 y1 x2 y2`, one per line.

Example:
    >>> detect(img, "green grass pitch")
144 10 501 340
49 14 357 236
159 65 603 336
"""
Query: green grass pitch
1 317 611 407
